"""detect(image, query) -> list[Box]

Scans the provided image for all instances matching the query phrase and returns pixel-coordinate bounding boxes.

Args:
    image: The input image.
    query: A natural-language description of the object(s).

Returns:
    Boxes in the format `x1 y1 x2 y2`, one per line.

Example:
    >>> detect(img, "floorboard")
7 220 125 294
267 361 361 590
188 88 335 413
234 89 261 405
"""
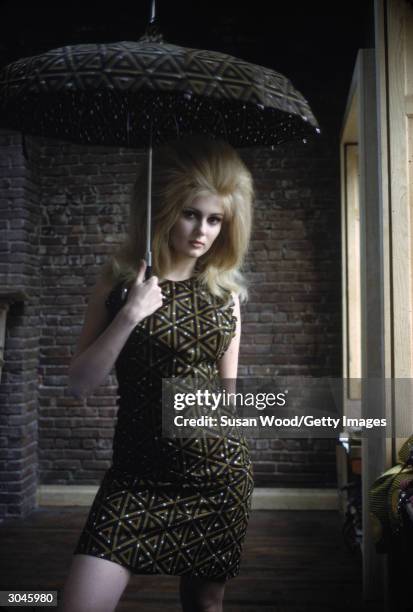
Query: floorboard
0 508 376 611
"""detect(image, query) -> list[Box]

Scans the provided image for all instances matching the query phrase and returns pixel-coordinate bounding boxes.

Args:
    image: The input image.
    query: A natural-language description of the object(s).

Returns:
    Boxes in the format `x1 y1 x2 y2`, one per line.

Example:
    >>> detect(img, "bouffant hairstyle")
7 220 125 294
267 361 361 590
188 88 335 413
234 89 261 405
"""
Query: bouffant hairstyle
101 135 254 303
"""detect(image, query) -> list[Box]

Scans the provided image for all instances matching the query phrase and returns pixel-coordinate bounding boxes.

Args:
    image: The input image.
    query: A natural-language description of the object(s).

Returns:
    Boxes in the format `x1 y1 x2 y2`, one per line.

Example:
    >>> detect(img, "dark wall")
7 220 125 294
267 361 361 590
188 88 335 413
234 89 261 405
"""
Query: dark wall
0 132 41 517
0 126 340 518
0 0 375 516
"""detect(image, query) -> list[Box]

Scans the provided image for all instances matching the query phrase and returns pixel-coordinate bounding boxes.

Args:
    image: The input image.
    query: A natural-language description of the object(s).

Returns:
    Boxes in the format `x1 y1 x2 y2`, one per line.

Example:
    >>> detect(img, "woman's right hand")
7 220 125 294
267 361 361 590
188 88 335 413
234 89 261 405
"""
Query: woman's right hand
123 259 164 324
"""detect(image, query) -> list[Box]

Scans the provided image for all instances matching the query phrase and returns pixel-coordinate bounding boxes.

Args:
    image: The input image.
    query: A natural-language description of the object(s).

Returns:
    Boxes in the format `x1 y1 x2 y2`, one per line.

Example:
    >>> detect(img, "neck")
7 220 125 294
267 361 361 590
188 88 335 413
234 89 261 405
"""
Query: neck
162 259 197 282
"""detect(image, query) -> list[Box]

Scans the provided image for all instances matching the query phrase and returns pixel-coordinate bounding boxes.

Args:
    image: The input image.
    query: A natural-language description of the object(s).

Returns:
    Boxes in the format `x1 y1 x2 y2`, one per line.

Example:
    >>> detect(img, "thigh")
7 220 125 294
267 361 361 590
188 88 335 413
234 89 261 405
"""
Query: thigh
179 574 226 612
59 554 132 612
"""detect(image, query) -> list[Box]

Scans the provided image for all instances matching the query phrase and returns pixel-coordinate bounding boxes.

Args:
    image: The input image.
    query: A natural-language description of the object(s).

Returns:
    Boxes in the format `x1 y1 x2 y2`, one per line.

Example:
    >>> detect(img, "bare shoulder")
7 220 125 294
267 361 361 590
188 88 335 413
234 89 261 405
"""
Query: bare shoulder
230 291 240 313
230 291 240 305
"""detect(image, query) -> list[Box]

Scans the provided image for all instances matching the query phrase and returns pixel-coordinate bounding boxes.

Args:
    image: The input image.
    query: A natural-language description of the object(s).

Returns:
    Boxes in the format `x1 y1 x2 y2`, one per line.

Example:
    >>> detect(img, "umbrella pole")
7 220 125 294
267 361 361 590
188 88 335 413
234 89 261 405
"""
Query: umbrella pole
145 122 153 280
143 0 156 280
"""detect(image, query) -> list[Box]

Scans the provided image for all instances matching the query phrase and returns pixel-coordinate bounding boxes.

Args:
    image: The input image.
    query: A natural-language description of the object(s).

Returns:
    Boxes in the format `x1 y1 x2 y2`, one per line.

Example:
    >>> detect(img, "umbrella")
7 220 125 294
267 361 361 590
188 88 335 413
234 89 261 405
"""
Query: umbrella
0 5 320 275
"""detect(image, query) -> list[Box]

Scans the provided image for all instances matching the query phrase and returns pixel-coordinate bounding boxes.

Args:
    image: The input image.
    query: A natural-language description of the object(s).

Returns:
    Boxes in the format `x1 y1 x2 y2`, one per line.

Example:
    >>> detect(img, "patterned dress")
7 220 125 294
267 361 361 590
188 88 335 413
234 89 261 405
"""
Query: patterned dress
74 276 254 581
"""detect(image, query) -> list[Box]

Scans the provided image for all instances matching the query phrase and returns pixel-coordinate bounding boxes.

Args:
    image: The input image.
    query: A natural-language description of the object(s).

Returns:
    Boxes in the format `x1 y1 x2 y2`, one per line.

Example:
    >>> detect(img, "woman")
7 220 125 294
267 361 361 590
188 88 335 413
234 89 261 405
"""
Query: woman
60 135 254 612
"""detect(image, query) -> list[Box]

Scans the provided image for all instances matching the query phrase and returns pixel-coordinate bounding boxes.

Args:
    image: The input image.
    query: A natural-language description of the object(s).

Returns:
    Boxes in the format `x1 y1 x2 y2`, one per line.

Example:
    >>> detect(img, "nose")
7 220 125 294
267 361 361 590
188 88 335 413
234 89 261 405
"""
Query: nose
195 217 208 236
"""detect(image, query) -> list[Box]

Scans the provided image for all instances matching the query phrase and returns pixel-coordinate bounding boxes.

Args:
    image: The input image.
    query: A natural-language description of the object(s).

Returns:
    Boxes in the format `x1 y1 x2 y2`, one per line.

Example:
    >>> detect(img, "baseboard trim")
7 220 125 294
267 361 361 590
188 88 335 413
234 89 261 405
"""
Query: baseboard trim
36 486 338 510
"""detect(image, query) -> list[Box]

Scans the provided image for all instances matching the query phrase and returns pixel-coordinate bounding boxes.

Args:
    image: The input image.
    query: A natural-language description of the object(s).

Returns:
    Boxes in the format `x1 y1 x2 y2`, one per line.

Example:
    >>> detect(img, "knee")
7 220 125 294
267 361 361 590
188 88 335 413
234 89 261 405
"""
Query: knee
187 602 222 612
179 576 225 612
202 597 224 612
203 603 222 612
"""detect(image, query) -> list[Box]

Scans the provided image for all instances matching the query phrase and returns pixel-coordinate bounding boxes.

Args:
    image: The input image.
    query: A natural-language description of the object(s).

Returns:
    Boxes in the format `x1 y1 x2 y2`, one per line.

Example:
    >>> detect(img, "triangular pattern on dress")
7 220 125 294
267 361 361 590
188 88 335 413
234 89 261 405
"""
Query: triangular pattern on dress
167 504 193 526
175 299 194 318
199 334 221 359
173 283 195 296
185 541 204 563
104 494 124 515
122 493 146 515
157 533 178 557
174 549 195 573
91 533 112 555
152 313 170 331
74 277 253 580
143 533 163 554
116 530 136 545
140 514 165 532
180 521 203 545
197 554 228 576
197 302 216 331
172 315 197 337
159 554 176 574
174 330 195 351
99 524 116 543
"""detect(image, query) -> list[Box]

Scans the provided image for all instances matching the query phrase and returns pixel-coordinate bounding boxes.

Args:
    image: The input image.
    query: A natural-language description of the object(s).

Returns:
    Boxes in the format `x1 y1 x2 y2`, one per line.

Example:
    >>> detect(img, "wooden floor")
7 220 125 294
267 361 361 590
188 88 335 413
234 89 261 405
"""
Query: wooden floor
0 507 379 611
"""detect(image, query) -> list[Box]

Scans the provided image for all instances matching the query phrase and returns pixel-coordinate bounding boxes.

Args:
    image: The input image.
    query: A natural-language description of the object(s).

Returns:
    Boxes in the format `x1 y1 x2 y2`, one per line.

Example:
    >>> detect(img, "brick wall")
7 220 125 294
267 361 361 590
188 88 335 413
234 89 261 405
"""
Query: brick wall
0 129 340 517
0 131 41 518
241 139 341 486
37 141 146 485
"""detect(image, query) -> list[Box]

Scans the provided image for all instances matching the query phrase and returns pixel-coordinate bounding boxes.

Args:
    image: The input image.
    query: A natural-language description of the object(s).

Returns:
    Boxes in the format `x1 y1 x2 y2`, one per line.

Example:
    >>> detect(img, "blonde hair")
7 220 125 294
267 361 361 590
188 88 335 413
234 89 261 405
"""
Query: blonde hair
101 135 254 303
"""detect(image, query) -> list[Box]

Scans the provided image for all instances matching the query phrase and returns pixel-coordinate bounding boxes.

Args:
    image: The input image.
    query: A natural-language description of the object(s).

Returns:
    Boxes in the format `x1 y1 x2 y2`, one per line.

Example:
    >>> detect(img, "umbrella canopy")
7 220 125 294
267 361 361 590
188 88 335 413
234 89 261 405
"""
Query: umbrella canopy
0 30 319 149
0 22 320 278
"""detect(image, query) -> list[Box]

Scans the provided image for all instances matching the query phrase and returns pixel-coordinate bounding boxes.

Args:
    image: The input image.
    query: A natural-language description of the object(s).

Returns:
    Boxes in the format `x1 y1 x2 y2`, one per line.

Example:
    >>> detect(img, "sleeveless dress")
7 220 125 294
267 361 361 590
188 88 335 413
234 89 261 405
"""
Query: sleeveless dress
74 276 254 581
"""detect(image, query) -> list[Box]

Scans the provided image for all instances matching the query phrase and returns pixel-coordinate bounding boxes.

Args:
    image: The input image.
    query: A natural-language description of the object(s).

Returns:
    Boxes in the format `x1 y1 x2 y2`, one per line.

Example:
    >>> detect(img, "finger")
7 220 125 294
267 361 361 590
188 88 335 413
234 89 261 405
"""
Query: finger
142 274 159 289
136 259 147 284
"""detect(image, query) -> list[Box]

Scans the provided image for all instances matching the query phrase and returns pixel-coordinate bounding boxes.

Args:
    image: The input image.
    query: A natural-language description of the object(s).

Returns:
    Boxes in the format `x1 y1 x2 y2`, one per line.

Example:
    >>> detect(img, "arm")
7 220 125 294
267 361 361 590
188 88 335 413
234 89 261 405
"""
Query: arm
68 259 163 399
67 275 138 400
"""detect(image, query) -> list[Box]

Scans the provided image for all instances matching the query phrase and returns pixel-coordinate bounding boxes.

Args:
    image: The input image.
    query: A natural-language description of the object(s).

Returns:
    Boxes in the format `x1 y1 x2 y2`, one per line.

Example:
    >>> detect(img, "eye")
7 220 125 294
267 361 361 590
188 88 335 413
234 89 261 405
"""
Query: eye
208 216 222 225
182 209 196 219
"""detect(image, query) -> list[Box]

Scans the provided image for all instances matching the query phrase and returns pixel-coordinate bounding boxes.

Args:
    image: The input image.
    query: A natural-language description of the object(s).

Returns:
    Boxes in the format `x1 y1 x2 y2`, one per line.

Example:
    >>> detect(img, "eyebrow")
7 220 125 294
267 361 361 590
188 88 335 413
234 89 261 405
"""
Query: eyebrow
184 207 224 217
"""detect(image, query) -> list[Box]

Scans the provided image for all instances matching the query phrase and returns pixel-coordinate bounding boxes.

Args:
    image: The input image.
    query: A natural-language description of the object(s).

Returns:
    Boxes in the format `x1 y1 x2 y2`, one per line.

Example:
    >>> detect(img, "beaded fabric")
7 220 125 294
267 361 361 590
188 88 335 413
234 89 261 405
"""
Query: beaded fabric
74 277 254 580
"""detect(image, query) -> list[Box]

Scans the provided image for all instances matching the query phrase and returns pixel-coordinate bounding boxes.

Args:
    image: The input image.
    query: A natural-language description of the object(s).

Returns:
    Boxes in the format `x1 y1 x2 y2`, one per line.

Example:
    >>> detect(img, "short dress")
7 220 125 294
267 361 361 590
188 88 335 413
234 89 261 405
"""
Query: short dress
74 276 254 581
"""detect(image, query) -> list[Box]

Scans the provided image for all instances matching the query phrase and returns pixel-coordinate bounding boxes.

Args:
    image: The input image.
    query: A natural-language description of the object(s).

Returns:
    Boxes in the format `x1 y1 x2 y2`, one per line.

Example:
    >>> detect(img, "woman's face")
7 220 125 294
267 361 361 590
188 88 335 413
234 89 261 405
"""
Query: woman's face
169 194 224 261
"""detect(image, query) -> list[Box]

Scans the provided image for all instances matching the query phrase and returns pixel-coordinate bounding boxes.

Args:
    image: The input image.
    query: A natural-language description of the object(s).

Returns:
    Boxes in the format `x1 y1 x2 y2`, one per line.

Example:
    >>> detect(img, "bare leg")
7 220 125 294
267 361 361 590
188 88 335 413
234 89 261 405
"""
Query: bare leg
179 575 226 612
58 554 132 612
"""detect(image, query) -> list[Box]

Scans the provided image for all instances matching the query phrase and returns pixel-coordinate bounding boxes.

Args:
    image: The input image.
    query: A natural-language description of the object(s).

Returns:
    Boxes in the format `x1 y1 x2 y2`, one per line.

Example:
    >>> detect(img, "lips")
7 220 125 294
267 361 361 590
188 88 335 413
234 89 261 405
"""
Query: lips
190 241 204 247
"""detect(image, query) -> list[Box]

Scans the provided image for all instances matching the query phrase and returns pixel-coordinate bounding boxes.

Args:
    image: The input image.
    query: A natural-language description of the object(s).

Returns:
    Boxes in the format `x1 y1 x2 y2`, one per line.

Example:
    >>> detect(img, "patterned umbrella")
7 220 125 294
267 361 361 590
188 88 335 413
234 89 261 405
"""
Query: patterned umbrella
0 15 320 272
